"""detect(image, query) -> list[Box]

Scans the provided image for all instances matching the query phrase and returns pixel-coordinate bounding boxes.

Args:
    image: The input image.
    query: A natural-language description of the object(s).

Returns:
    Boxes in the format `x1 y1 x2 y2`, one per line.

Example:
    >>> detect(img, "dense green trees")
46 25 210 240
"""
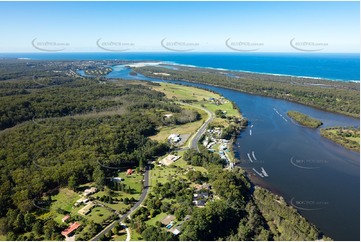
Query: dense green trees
0 60 335 241
164 109 201 125
174 149 328 241
215 109 225 118
179 165 264 241
180 200 238 241
183 147 224 167
0 115 168 206
0 208 63 241
0 70 188 240
253 187 330 240
142 225 176 241
0 79 122 130
0 69 198 131
136 66 360 118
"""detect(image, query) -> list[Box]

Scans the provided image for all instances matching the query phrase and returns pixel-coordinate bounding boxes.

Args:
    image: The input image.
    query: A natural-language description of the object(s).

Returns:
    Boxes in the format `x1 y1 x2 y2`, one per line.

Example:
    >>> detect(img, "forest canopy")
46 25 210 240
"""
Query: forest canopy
135 66 360 118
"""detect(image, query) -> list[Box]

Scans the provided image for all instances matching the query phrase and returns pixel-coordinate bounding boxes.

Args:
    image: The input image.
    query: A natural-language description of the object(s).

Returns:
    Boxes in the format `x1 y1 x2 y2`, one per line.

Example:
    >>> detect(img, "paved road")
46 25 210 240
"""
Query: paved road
124 225 130 241
188 105 214 152
91 163 150 241
91 105 213 240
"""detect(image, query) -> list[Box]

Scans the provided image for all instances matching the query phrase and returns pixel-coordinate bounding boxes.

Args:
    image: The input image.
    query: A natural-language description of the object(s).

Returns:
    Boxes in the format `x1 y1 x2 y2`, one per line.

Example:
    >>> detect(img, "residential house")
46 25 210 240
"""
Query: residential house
61 222 81 237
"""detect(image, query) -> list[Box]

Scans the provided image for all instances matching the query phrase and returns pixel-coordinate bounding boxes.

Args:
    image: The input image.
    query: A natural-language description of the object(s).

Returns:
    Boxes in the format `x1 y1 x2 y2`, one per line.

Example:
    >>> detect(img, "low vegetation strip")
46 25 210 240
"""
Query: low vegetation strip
320 127 360 152
287 111 323 128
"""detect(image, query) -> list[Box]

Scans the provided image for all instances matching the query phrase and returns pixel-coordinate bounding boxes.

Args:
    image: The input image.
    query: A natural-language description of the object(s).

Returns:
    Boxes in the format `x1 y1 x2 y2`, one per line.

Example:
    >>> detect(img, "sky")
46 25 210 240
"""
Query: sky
0 1 359 53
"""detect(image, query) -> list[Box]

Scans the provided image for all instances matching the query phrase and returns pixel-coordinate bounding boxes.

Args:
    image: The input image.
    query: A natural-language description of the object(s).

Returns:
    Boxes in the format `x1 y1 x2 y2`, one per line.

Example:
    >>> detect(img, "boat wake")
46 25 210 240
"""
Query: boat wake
247 153 253 163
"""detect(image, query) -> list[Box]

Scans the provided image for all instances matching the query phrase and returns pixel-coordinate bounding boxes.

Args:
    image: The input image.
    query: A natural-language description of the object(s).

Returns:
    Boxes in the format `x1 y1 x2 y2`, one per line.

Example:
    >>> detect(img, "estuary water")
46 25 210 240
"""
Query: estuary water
105 65 360 241
6 51 359 239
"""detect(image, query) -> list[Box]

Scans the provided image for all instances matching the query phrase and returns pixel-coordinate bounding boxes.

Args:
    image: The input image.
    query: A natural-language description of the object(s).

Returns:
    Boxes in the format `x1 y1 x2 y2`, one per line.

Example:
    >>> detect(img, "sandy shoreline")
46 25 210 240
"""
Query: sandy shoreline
125 62 163 68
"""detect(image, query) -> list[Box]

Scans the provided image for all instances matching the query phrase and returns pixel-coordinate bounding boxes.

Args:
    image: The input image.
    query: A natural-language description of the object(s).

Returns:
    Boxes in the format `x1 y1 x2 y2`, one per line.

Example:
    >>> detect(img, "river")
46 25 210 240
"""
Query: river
88 64 359 240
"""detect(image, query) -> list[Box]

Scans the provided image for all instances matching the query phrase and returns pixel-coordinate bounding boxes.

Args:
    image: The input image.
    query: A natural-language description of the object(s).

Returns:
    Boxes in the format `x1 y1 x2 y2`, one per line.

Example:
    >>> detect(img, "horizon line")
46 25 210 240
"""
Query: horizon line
1 51 360 54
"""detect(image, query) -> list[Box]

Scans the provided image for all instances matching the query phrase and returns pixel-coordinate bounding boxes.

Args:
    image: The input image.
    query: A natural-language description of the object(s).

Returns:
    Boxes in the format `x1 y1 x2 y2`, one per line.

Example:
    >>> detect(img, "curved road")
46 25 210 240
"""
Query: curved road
91 163 150 241
91 105 213 240
179 103 214 152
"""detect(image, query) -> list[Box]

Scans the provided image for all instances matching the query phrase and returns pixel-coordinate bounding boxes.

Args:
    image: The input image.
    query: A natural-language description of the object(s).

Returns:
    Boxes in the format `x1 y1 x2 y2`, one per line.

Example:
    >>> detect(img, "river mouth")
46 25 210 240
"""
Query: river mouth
82 63 360 240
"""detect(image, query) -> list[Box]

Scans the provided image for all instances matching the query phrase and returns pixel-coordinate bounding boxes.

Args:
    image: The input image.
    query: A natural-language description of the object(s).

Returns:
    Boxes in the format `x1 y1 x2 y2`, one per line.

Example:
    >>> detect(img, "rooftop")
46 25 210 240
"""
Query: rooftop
61 222 81 237
160 215 176 226
62 215 70 222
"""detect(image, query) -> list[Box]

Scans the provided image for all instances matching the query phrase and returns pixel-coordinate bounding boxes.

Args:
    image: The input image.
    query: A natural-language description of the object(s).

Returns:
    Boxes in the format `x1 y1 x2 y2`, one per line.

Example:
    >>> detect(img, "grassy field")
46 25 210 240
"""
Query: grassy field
152 82 221 101
37 173 144 225
150 165 180 185
150 150 207 187
87 206 113 224
113 231 128 241
37 188 81 224
171 151 207 173
149 108 207 142
94 193 135 212
87 172 144 212
145 212 167 226
51 188 80 212
202 101 240 117
152 82 241 116
150 82 241 143
122 172 143 194
209 117 229 128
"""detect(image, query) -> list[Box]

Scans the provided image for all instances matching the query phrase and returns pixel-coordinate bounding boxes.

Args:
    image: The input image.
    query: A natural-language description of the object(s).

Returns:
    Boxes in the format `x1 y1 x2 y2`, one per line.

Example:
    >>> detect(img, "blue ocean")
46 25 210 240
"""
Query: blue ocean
1 52 359 81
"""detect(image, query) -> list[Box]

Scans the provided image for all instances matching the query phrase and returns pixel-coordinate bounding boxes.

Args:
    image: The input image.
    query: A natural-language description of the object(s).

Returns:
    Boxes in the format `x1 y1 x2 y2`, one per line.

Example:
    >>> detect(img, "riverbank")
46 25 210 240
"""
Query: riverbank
134 65 360 118
320 127 360 152
88 62 359 240
146 82 330 240
150 82 244 163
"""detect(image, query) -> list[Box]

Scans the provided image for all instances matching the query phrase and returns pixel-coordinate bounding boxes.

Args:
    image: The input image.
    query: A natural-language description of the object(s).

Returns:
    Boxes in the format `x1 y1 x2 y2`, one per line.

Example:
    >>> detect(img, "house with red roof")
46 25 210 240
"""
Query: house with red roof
61 222 81 237
61 215 70 223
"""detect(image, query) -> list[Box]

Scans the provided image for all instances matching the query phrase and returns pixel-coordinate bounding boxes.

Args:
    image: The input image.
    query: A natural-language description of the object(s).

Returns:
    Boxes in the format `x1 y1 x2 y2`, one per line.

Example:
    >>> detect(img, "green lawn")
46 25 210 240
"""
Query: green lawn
91 172 143 212
149 82 241 146
170 151 208 173
113 231 128 241
51 188 80 212
202 101 240 117
149 108 207 142
87 206 113 224
92 190 138 212
130 228 143 241
146 212 167 226
212 143 220 150
37 188 80 224
152 82 222 101
151 166 179 185
70 203 87 216
122 172 143 194
150 151 207 187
